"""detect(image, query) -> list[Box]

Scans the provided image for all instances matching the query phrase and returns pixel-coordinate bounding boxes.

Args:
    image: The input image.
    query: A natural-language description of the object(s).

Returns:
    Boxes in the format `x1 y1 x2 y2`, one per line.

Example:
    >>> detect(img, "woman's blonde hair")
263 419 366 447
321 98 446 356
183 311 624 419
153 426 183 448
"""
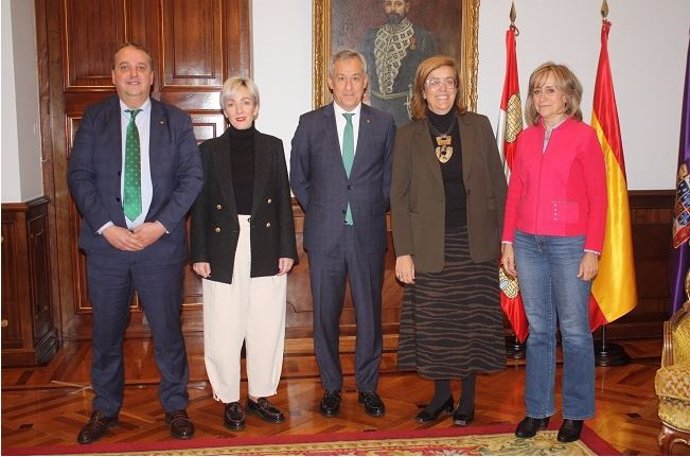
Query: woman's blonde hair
409 55 466 120
524 61 583 125
220 76 260 110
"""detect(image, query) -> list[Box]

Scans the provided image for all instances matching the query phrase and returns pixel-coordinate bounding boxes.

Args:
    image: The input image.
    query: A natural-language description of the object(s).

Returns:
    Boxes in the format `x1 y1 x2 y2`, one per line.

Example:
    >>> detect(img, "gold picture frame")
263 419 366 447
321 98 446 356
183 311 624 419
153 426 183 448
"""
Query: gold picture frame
312 0 480 113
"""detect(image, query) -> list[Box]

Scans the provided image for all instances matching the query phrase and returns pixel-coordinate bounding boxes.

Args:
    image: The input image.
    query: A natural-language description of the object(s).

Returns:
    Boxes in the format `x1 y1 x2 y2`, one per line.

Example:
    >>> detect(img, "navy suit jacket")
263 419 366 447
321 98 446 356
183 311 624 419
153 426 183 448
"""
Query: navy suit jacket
68 95 203 263
290 103 395 255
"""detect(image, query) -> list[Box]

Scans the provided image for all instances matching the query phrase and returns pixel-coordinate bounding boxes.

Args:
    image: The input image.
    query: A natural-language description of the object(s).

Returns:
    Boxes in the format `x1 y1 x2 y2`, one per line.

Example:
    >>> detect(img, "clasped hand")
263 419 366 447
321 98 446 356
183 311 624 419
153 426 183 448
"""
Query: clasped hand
102 222 166 251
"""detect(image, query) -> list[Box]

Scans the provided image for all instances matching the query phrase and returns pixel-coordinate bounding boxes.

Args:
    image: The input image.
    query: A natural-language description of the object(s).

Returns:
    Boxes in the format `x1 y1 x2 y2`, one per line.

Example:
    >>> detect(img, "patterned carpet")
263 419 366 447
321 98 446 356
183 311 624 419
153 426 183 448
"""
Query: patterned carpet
4 424 620 456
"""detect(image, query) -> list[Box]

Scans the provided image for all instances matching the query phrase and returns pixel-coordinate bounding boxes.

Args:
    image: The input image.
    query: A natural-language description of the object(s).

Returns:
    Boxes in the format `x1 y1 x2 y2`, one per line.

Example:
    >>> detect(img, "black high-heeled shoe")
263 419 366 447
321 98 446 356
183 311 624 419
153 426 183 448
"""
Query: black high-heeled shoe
415 396 454 424
452 406 475 426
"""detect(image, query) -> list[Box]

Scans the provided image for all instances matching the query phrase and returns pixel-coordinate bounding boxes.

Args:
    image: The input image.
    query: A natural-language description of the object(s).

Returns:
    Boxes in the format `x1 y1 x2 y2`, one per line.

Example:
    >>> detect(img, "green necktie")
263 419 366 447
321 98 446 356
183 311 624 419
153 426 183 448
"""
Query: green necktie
123 108 142 221
342 113 355 225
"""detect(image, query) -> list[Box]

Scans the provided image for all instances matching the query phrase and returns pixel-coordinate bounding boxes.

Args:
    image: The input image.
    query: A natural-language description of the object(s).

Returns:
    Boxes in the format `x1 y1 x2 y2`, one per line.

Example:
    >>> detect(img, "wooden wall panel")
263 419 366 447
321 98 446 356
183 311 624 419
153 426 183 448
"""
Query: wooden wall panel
160 0 224 88
1 198 58 366
63 0 126 89
28 208 54 342
2 215 24 349
603 191 674 339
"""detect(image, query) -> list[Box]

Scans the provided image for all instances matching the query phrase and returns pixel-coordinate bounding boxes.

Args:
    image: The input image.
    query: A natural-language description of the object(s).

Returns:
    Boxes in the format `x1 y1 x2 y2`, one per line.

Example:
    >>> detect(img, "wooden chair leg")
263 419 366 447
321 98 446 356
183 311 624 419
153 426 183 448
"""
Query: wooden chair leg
659 422 690 455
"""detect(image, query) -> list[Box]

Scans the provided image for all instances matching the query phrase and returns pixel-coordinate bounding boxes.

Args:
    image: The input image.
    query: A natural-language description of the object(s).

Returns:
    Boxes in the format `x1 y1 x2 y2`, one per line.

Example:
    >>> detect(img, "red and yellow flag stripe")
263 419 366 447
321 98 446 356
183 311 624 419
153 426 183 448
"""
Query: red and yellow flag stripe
590 20 637 328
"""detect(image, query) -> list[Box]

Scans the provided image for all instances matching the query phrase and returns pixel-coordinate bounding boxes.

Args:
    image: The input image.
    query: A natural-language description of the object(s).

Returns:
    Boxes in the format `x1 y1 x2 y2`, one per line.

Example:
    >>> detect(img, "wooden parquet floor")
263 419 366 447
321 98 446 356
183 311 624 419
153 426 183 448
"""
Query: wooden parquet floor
1 336 683 455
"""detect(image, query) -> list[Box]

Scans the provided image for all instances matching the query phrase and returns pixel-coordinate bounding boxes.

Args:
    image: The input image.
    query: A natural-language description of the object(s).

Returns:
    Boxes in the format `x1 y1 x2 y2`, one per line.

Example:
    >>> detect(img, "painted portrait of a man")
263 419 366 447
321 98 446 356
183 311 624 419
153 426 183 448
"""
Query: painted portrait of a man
327 0 464 126
360 0 436 126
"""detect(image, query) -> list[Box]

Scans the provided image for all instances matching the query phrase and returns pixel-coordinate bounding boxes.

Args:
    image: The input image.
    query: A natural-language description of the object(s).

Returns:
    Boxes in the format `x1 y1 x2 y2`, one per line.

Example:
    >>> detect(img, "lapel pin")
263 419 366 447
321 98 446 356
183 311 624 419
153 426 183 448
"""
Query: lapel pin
159 120 166 125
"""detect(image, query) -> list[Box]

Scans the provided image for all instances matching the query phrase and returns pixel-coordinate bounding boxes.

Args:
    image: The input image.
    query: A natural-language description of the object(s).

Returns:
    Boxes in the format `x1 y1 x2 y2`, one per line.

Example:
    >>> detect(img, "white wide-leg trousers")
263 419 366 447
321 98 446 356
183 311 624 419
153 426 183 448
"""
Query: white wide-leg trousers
202 215 286 403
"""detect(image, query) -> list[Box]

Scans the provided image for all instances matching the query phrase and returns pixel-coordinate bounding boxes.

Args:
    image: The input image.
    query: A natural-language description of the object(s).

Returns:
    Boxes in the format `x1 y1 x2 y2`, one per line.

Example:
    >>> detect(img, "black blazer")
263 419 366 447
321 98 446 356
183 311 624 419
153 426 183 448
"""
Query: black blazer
190 128 297 284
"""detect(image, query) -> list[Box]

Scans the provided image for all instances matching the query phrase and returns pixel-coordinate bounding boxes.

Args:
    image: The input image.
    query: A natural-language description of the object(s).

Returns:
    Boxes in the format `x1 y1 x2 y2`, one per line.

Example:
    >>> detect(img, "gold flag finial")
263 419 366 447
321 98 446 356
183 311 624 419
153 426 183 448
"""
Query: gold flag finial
601 0 609 19
510 1 517 25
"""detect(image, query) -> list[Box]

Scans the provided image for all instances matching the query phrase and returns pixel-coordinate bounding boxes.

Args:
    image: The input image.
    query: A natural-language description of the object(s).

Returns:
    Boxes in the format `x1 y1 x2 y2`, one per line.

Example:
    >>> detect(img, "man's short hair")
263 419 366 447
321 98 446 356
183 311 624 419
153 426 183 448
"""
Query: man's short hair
328 49 368 76
112 42 154 70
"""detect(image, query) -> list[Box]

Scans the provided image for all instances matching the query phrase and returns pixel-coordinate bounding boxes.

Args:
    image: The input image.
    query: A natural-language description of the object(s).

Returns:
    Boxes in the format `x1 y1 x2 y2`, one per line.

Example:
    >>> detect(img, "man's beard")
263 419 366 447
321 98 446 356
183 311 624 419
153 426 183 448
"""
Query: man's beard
386 12 404 25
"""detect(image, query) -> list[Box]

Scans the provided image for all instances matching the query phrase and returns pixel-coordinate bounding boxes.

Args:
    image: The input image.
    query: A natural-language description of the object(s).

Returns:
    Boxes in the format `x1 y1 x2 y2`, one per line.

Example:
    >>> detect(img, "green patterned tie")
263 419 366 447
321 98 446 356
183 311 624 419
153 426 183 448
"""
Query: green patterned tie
342 113 355 225
123 109 142 221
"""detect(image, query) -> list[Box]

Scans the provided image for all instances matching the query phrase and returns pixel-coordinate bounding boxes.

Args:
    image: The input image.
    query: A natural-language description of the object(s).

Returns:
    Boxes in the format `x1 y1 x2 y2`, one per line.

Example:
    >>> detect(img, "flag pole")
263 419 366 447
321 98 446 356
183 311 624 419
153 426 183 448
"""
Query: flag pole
592 0 632 367
502 1 525 359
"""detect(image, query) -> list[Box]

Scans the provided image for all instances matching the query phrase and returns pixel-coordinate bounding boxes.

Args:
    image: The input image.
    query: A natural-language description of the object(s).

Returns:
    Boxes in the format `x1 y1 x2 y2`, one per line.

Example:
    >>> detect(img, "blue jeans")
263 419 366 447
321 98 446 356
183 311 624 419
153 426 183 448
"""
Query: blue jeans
514 231 595 420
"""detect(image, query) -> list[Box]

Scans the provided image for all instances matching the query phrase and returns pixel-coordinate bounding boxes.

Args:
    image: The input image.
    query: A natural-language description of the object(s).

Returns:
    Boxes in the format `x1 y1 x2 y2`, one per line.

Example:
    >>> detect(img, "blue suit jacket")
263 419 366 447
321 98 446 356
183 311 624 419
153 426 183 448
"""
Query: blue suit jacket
290 103 395 255
68 95 203 263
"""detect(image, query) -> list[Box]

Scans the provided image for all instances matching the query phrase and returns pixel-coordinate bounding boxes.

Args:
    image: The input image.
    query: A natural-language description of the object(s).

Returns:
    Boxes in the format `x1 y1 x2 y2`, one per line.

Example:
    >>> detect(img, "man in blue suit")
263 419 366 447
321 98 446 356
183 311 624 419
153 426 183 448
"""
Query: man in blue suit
290 49 395 418
68 43 203 444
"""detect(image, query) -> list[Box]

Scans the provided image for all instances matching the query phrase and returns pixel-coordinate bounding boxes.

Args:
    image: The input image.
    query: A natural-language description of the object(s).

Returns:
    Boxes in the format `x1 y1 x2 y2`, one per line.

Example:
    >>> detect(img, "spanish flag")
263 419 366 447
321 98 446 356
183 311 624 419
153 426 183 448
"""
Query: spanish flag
589 19 637 329
497 23 528 342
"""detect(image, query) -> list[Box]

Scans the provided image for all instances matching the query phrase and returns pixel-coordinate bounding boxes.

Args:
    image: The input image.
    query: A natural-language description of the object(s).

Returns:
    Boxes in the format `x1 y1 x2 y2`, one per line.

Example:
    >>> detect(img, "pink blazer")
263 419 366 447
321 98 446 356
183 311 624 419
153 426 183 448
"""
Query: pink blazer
501 117 607 252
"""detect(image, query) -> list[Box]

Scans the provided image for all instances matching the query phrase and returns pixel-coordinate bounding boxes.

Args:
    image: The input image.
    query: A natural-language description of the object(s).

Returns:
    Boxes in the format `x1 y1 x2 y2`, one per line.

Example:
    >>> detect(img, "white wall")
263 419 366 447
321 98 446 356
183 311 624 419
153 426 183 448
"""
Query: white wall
251 0 312 167
1 0 43 203
252 0 690 190
2 0 686 200
2 0 22 202
478 0 689 190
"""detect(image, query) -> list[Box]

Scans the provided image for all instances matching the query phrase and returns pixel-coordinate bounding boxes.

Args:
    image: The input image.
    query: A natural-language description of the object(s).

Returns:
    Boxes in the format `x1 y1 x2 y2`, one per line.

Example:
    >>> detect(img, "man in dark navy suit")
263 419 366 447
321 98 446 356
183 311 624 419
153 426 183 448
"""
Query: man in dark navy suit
290 49 395 418
68 43 203 444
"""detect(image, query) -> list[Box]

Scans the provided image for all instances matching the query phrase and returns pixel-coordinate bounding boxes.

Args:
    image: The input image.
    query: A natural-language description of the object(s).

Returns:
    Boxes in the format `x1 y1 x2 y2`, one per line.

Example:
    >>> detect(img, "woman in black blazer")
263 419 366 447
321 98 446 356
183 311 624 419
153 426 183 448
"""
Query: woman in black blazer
190 76 297 431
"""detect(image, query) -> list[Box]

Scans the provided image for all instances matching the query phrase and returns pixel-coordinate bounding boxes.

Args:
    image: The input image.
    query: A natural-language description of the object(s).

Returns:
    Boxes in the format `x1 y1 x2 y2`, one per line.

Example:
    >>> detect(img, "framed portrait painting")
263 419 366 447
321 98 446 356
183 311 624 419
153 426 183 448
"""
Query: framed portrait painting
313 0 479 125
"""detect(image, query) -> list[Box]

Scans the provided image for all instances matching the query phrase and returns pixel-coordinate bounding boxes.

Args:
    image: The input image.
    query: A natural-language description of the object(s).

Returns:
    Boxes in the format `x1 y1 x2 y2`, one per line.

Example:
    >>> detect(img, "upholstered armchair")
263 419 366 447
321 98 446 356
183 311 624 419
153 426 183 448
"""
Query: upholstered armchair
655 296 690 455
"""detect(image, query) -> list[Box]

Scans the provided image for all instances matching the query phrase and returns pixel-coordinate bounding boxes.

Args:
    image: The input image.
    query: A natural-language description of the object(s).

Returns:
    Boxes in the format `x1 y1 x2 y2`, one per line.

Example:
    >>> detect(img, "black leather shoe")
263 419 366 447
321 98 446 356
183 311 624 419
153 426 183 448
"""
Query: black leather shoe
452 406 475 426
557 419 584 442
247 397 285 423
320 390 341 417
415 396 454 424
77 411 118 444
224 402 246 430
515 416 550 438
165 409 194 440
358 391 385 417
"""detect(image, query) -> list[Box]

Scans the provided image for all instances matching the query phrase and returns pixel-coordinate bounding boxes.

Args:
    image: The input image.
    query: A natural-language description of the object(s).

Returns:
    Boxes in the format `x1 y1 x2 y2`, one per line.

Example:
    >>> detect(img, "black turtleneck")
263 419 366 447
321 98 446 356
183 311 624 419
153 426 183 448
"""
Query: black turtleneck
228 123 255 215
427 109 467 229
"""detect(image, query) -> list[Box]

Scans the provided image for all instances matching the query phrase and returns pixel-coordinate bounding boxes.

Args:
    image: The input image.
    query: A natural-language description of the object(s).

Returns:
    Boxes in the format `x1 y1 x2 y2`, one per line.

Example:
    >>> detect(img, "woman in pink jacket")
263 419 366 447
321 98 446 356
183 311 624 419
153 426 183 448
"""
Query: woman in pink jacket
501 62 607 443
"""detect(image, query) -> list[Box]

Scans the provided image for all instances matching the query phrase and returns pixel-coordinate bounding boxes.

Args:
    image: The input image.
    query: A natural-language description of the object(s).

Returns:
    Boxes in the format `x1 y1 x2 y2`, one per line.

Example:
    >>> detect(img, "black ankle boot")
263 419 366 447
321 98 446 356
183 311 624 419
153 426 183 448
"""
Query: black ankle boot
557 419 583 442
515 416 550 438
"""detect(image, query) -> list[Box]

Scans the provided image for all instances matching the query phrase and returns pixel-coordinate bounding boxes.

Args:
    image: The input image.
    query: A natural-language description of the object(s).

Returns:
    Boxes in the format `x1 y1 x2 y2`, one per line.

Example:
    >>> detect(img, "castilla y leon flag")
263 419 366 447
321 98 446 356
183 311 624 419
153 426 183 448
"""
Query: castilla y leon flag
589 19 637 329
497 24 528 343
669 37 690 316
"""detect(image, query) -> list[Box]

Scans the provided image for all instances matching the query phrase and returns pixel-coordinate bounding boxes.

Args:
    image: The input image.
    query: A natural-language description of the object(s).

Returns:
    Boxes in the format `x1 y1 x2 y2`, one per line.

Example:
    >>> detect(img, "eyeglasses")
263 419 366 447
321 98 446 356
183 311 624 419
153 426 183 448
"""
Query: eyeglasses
425 77 457 90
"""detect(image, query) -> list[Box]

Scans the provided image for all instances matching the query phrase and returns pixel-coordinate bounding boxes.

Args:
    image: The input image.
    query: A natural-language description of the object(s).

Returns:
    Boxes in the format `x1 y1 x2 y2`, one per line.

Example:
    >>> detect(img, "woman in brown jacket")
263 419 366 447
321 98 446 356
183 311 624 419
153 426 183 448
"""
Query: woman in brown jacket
390 55 506 425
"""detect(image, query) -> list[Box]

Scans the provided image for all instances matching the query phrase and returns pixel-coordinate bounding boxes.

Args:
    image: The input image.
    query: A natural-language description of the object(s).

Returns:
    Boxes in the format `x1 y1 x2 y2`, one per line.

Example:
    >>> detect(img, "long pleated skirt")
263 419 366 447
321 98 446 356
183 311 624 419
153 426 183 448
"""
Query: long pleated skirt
397 226 506 379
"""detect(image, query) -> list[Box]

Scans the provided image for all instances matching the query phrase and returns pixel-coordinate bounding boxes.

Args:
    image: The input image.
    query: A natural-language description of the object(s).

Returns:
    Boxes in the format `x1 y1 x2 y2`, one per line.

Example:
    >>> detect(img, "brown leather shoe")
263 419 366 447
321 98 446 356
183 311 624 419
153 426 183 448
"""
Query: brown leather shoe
77 411 118 444
165 409 194 440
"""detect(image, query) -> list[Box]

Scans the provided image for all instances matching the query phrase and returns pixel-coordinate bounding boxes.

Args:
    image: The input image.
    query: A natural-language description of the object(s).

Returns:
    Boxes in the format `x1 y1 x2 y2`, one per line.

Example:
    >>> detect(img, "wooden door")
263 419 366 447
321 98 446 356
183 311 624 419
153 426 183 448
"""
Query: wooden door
35 0 251 339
